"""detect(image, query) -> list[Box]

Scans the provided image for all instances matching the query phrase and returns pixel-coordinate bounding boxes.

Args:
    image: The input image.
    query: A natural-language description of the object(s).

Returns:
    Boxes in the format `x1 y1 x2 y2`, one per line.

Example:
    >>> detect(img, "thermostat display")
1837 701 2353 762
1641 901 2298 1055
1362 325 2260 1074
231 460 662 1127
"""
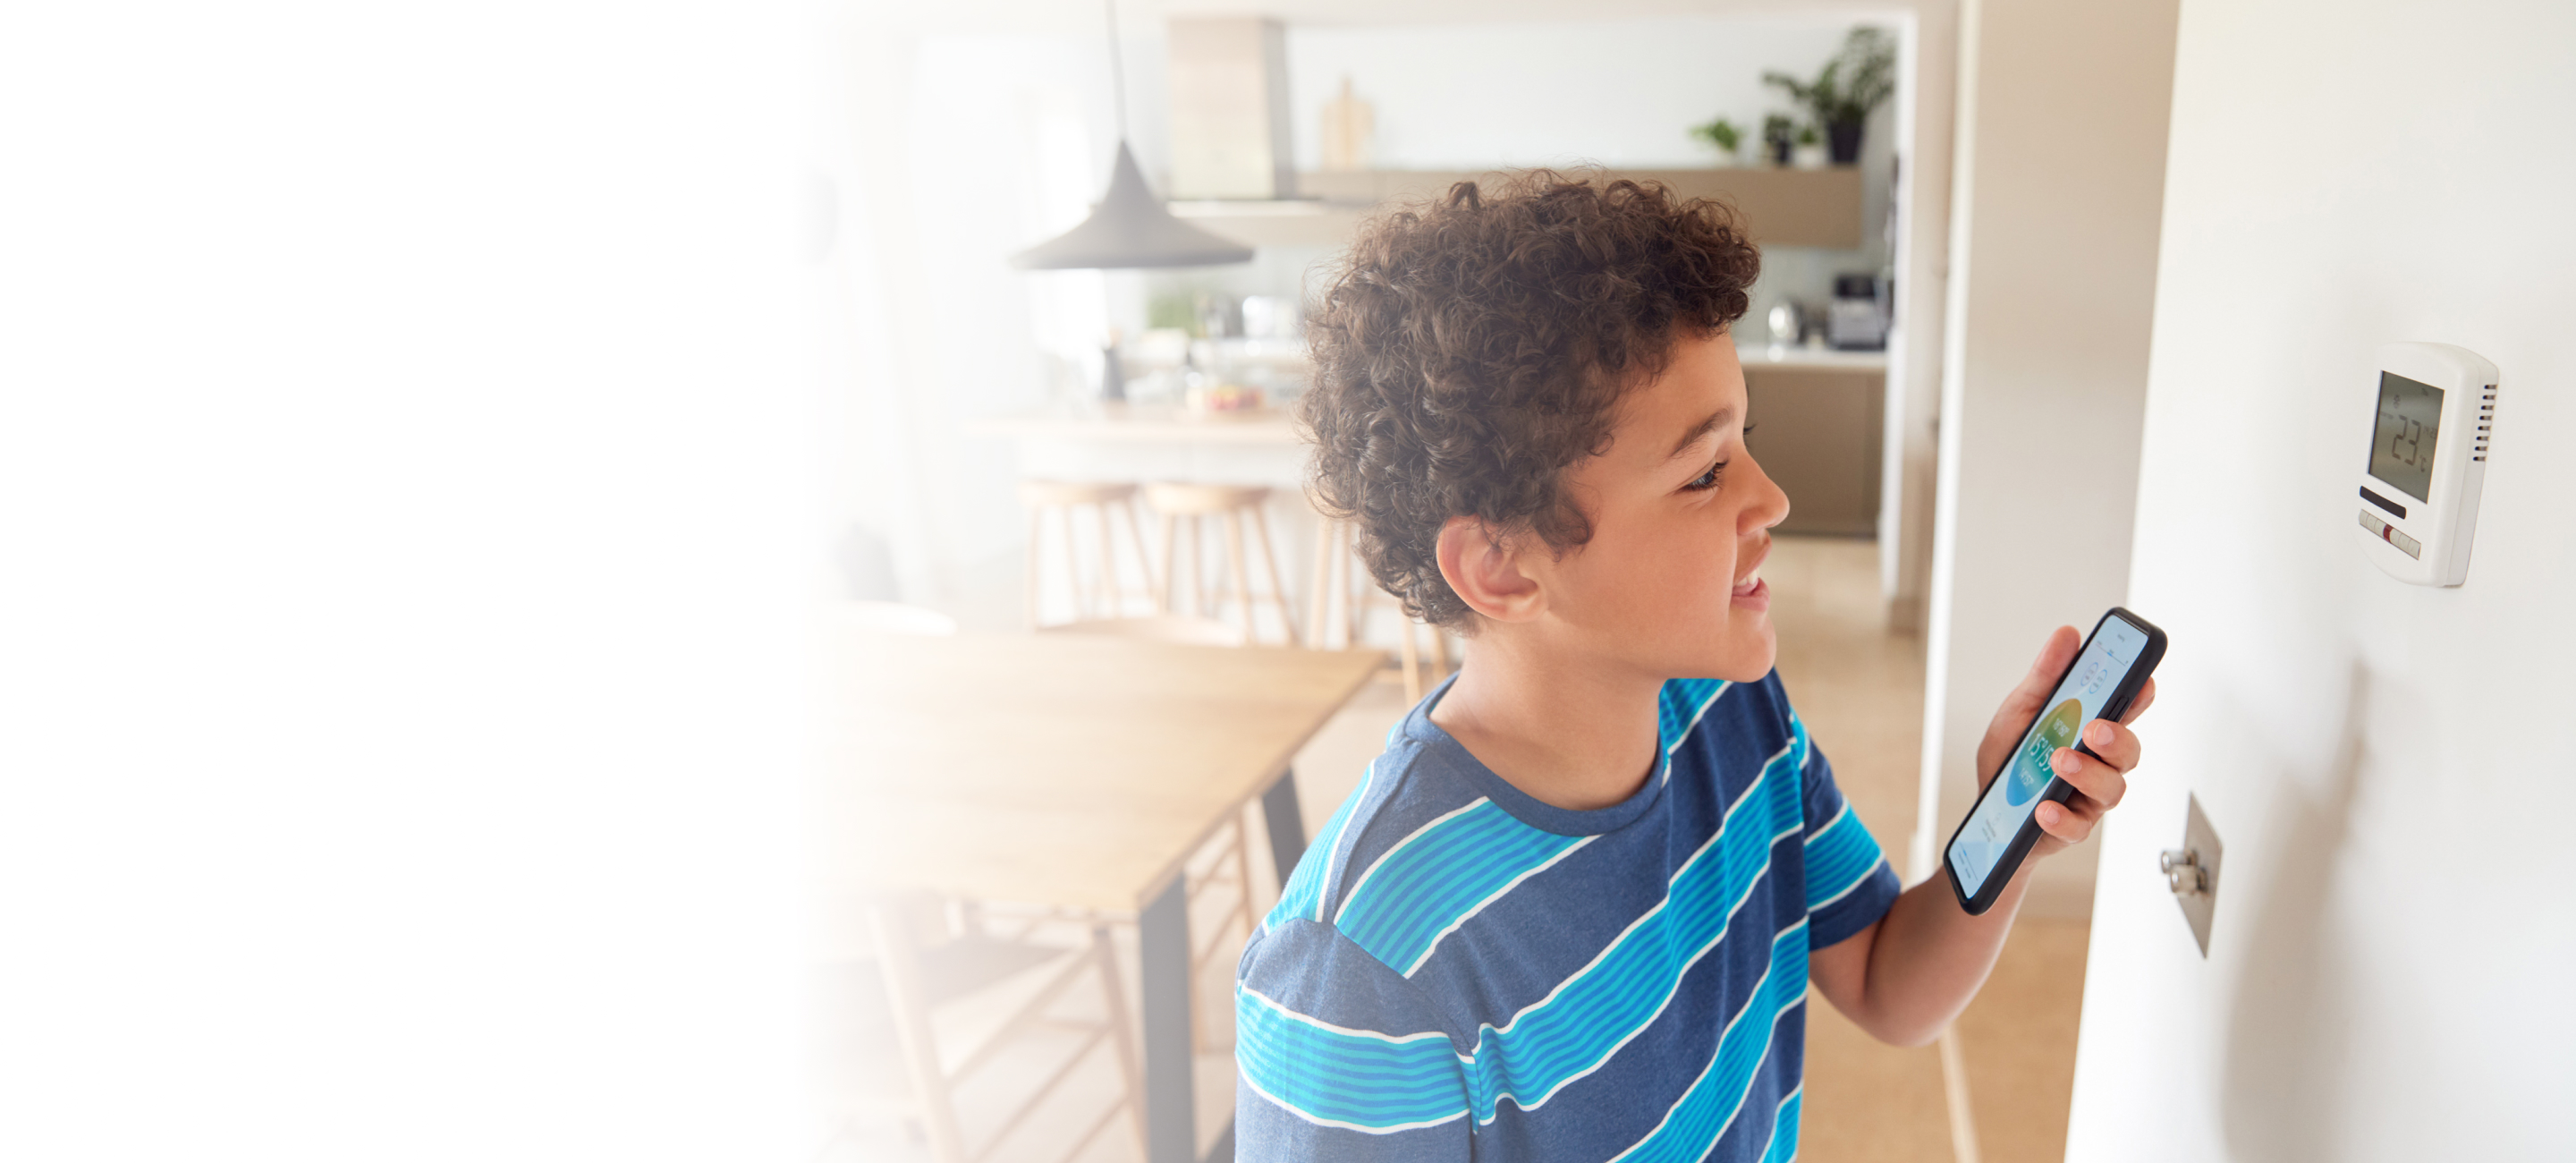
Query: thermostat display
2356 343 2496 587
2367 372 2443 502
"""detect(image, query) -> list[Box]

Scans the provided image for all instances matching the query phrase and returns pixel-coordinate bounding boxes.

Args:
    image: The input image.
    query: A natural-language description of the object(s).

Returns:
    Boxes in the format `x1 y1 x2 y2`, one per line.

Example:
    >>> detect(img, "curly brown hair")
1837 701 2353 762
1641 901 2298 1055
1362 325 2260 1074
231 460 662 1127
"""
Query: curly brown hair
1300 170 1762 631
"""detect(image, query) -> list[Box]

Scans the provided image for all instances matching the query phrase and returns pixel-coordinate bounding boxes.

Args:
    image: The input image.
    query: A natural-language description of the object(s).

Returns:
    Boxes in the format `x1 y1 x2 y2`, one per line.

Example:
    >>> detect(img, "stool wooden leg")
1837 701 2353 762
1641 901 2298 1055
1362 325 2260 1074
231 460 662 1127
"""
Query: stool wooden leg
1189 516 1209 619
1223 510 1255 643
1119 497 1155 617
1159 514 1181 613
1251 504 1298 647
1092 501 1120 619
1056 505 1089 623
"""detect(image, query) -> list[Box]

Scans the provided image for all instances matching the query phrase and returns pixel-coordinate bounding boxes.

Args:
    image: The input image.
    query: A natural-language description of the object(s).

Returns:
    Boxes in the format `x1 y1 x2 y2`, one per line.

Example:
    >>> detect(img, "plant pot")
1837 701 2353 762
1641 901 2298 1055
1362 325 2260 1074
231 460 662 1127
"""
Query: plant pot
1792 143 1828 170
1828 121 1865 165
1767 139 1792 166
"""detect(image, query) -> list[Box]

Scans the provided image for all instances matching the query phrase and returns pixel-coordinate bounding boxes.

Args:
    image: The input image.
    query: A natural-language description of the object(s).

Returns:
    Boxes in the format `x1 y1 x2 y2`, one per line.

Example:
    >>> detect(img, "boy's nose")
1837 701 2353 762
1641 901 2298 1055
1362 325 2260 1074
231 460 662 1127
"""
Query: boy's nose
1741 453 1792 531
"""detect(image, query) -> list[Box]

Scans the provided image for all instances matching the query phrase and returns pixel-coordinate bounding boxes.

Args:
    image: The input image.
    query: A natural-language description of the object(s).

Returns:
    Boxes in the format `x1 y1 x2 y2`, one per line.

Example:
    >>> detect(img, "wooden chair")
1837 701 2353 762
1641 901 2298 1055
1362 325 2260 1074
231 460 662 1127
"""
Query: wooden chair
1309 515 1453 701
865 895 1146 1163
1019 480 1156 629
1141 482 1299 647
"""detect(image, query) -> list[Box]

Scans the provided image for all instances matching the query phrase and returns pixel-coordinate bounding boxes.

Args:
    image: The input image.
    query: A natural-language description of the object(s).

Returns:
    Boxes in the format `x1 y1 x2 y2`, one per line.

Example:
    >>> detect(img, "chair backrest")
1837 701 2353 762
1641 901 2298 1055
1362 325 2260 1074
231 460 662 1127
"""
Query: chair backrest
1038 614 1248 648
841 600 960 637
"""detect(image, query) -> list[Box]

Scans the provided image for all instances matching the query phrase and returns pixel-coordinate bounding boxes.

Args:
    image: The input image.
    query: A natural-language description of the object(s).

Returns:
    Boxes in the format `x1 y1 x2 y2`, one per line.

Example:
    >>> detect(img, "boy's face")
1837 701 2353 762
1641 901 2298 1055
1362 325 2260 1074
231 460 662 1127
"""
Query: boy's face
1537 330 1790 683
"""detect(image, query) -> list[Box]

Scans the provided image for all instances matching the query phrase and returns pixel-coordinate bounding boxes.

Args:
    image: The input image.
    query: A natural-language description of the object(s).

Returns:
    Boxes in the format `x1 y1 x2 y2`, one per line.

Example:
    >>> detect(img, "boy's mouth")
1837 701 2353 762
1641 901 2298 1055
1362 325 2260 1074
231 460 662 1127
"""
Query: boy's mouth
1730 540 1771 608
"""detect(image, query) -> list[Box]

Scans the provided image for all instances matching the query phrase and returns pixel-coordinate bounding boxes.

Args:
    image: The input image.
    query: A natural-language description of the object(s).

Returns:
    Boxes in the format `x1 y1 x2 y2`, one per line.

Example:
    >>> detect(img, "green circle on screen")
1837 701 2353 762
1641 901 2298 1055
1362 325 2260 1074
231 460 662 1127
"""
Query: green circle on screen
2006 697 2084 807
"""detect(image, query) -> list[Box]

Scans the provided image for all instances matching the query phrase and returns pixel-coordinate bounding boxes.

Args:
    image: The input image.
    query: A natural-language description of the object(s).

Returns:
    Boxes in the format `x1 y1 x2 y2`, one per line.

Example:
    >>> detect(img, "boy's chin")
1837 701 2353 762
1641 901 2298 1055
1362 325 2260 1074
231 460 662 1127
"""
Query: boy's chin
1676 634 1776 683
1715 625 1779 681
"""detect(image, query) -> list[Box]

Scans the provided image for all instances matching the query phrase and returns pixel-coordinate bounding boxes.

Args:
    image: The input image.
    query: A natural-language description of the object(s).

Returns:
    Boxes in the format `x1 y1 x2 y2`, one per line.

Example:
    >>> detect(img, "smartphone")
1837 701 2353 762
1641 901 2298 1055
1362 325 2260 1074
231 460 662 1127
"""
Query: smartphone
1943 607 2167 915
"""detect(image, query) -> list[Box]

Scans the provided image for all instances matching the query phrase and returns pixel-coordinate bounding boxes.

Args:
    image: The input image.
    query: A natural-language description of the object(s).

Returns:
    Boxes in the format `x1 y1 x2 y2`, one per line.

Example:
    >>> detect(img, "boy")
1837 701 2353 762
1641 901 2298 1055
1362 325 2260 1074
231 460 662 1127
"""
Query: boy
1234 174 2153 1160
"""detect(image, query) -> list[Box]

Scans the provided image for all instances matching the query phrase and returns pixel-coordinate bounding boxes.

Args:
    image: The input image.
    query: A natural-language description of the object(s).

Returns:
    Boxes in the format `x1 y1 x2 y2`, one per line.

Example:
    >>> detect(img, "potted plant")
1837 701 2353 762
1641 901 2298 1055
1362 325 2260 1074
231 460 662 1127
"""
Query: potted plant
1763 27 1897 166
1690 116 1744 166
1760 114 1796 167
1792 124 1828 169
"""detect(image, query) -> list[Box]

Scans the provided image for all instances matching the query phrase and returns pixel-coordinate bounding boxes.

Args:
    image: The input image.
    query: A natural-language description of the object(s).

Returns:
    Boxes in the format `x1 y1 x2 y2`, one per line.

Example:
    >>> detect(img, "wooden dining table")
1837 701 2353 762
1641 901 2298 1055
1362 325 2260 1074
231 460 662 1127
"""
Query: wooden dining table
822 630 1385 1163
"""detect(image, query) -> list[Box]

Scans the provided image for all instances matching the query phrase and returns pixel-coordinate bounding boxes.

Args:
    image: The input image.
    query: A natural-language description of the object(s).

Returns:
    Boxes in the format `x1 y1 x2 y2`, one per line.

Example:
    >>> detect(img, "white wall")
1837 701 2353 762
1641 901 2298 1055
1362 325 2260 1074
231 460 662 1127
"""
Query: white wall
1287 18 1899 316
1913 0 2177 909
2066 0 2576 1157
1286 19 1852 171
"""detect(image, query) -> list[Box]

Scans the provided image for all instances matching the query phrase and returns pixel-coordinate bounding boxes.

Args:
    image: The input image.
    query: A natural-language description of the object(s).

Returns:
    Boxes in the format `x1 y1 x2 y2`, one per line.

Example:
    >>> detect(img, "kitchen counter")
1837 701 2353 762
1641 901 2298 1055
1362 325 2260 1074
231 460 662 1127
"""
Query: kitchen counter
1735 339 1890 372
962 403 1301 446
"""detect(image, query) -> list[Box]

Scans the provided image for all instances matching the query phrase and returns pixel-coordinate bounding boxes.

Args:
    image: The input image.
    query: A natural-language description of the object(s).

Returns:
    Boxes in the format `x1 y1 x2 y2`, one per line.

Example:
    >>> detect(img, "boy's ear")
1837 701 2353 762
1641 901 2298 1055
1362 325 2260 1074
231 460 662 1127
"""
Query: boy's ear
1435 516 1545 624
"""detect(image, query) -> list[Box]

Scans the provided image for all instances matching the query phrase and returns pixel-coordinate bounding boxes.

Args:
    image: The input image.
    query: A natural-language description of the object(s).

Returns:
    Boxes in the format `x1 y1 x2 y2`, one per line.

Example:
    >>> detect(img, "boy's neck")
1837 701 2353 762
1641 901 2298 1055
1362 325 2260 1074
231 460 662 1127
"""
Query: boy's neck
1428 632 1665 812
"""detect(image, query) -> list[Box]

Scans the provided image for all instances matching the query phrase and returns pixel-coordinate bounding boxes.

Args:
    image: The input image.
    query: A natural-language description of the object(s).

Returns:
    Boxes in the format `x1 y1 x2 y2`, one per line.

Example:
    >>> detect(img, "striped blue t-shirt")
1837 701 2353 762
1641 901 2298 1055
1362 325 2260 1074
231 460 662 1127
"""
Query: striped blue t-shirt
1234 672 1901 1161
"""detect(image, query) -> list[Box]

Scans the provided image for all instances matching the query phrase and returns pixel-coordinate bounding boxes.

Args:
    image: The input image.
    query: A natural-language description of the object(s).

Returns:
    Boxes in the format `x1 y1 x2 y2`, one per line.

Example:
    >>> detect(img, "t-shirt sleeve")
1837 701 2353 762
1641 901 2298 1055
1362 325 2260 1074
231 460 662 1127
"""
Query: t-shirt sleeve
1234 916 1471 1162
1797 718 1902 948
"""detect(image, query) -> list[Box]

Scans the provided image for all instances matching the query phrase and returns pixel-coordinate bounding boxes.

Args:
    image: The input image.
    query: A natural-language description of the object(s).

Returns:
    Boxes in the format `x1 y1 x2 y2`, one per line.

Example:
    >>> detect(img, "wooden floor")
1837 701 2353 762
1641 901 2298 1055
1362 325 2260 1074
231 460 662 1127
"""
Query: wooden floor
833 536 2095 1163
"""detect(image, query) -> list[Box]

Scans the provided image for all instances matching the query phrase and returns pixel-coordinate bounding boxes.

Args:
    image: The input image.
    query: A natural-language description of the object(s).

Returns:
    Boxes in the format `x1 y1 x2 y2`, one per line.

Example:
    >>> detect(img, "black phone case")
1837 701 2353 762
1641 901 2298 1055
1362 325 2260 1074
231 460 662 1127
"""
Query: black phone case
1942 607 2168 916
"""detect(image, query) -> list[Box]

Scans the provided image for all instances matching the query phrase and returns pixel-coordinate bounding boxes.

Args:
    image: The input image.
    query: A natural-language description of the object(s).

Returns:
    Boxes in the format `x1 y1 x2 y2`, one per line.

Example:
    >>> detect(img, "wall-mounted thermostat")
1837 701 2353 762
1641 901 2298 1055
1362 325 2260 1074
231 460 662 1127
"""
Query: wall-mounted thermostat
2356 343 2497 586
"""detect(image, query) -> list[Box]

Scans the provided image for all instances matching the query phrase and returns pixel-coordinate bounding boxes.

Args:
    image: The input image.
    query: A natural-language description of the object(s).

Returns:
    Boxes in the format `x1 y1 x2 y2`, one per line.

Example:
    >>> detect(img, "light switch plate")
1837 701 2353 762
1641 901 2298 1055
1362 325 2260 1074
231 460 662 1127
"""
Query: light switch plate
2175 794 2223 957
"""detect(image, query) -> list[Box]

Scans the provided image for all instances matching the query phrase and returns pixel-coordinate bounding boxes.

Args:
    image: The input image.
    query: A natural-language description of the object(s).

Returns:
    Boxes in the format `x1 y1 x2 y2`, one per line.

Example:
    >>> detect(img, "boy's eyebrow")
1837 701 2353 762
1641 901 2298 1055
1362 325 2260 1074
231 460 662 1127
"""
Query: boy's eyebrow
1665 407 1735 462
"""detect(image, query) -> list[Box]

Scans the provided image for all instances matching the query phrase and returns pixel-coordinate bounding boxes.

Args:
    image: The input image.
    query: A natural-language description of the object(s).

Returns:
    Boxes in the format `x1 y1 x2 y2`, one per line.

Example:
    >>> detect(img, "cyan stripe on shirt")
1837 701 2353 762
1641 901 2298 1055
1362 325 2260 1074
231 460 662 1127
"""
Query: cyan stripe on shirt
1803 802 1889 913
1759 1088 1802 1163
1335 801 1589 975
1271 758 1377 929
1658 678 1733 755
1461 730 1809 1123
1606 919 1810 1163
1235 985 1470 1132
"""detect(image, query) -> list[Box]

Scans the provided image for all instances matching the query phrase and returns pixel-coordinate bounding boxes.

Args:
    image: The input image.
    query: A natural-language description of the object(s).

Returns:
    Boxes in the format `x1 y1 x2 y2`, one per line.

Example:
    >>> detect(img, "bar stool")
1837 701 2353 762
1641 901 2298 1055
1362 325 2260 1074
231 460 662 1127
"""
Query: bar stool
1309 515 1453 702
1141 482 1299 646
1018 480 1156 628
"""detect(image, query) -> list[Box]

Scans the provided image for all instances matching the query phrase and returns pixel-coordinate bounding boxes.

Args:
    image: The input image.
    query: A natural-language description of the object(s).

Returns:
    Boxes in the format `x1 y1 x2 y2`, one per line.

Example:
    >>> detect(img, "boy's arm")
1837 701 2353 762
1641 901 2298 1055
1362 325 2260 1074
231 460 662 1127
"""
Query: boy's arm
1809 627 2157 1048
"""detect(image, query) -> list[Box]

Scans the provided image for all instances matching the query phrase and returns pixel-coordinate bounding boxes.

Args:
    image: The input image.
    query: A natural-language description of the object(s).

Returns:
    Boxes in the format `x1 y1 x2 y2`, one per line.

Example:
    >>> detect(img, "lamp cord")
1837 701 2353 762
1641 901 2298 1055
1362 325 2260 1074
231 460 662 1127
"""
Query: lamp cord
1104 0 1126 136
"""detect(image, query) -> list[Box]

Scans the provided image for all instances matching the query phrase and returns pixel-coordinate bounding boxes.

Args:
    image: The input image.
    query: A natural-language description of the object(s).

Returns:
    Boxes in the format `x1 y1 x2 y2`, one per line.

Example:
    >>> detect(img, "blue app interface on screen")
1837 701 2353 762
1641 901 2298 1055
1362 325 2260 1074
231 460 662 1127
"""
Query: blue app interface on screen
1947 617 2150 898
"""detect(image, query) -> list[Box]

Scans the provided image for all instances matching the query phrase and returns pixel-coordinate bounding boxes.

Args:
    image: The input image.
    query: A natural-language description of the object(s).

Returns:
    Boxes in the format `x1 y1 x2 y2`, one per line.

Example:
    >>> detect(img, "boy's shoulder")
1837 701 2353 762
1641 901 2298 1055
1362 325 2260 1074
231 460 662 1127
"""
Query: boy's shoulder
1255 672 1804 982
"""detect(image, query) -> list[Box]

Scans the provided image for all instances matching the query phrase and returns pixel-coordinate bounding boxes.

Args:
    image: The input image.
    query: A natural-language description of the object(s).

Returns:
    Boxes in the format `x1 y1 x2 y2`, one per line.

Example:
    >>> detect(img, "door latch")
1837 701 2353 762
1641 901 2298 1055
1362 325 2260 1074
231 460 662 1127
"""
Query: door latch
2159 847 2208 896
2165 794 2222 957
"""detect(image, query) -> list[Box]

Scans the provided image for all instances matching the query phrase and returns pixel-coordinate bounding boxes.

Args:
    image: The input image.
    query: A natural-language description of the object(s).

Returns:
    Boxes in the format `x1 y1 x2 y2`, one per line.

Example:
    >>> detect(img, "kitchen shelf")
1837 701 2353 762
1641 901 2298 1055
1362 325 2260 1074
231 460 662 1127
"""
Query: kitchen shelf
1174 167 1866 250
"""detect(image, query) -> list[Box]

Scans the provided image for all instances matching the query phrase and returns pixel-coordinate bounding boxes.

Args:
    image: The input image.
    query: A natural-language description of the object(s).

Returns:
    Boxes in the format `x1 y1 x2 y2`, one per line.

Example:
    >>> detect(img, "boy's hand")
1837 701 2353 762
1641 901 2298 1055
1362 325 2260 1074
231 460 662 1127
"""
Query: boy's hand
1973 626 2157 859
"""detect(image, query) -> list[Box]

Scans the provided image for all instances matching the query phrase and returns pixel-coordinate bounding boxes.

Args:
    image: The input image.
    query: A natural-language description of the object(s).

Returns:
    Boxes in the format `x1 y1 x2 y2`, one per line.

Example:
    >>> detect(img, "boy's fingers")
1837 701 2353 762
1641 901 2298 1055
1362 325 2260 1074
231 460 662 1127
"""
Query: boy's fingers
2034 800 2097 845
2118 677 2158 726
2078 717 2143 773
2049 747 2128 810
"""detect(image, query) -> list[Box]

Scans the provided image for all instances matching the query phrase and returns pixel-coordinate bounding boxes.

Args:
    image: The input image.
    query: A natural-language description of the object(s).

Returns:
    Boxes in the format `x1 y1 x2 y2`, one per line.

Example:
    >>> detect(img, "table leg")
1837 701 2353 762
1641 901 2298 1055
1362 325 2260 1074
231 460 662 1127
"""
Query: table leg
1140 878 1196 1163
1261 771 1308 887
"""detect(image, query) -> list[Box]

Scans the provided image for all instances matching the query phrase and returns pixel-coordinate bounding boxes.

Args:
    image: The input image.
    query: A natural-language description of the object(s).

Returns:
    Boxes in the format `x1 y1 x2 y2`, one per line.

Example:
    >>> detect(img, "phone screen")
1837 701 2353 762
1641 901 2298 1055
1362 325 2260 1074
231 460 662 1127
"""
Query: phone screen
1946 615 2152 899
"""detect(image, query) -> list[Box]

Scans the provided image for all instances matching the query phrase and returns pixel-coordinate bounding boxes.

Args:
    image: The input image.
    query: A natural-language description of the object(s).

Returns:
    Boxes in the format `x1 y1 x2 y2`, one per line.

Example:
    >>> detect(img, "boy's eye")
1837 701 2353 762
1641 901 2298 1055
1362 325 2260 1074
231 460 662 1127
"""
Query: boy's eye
1681 426 1750 493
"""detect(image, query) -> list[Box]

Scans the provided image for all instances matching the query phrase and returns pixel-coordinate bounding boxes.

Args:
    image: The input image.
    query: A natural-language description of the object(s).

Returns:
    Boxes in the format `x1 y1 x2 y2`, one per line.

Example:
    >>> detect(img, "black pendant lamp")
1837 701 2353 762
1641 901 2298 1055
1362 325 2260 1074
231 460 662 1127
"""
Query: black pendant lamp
1011 0 1252 270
